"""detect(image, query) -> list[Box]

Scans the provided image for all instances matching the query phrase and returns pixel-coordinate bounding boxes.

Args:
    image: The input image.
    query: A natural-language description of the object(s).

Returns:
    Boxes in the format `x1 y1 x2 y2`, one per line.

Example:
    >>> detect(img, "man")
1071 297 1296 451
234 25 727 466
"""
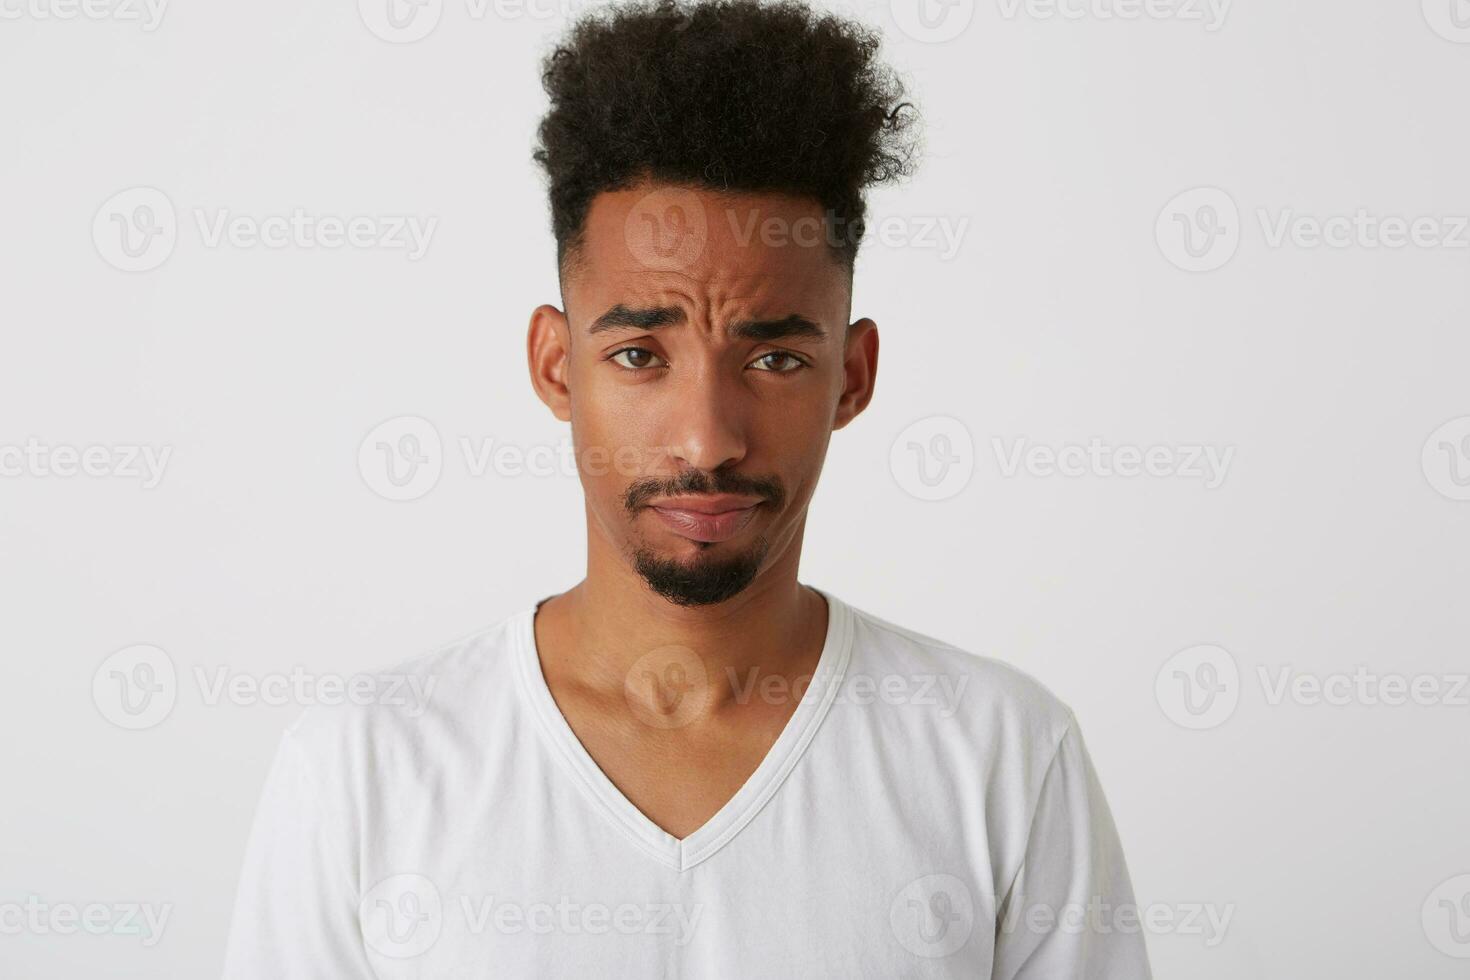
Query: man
223 0 1152 976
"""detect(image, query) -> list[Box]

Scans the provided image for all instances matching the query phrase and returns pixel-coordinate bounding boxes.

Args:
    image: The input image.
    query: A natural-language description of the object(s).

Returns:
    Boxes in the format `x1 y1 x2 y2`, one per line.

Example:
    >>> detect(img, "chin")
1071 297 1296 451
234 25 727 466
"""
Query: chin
632 537 770 607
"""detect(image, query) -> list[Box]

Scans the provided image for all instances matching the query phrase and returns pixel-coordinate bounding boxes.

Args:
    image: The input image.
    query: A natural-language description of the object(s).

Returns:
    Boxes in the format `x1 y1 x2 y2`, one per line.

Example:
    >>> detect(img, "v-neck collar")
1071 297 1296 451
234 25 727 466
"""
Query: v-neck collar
511 585 854 872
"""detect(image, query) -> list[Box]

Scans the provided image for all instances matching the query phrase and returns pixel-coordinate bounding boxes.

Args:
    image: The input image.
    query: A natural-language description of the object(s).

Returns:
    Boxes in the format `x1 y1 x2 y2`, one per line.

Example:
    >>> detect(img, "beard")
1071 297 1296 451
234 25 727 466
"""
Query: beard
633 534 772 607
621 467 785 607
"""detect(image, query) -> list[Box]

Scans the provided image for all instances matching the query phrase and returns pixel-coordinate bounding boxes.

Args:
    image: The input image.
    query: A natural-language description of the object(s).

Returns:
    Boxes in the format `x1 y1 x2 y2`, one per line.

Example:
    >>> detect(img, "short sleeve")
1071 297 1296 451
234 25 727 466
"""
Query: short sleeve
221 728 376 979
992 722 1152 980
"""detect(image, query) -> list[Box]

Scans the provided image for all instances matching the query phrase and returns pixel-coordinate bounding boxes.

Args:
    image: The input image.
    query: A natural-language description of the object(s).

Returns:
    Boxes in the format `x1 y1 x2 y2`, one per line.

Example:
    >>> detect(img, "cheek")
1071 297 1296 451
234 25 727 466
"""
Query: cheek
752 389 829 443
753 412 831 492
569 401 660 502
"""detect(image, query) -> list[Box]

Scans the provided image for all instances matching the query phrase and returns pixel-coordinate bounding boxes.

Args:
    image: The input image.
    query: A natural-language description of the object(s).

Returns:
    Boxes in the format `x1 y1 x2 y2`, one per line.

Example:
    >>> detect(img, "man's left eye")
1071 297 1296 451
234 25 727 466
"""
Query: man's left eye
750 352 806 373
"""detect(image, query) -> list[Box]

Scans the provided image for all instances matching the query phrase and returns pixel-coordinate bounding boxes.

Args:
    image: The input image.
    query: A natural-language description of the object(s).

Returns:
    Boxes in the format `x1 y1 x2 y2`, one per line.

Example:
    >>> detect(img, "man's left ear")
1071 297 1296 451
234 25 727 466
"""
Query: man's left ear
833 317 878 431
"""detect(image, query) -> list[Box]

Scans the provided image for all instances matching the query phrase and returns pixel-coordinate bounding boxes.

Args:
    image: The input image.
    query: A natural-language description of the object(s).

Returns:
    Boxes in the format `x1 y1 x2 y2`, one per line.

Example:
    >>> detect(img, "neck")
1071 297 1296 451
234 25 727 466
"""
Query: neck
534 516 828 715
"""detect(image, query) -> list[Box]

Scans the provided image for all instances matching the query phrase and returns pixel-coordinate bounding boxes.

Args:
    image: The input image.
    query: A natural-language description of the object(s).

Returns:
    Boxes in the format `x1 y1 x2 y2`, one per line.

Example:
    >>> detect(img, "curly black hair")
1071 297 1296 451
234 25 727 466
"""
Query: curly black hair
533 0 919 273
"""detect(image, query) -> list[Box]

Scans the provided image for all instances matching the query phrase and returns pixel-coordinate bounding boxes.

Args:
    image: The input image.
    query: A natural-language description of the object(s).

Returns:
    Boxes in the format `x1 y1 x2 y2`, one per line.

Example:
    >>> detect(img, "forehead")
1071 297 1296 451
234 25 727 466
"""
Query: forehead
564 184 851 328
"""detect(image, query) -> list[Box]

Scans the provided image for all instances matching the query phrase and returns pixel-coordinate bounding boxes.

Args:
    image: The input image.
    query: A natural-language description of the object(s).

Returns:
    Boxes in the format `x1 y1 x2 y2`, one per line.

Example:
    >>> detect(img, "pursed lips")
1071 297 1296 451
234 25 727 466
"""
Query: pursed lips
645 494 764 543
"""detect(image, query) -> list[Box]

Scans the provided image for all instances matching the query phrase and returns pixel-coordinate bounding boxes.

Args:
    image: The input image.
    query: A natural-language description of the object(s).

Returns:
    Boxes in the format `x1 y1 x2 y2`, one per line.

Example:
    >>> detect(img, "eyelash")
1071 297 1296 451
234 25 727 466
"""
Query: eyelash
605 347 809 374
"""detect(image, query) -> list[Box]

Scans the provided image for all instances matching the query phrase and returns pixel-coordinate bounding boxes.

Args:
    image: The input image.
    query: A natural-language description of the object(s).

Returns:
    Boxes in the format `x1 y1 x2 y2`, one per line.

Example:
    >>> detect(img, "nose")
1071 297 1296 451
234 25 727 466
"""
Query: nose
664 366 747 473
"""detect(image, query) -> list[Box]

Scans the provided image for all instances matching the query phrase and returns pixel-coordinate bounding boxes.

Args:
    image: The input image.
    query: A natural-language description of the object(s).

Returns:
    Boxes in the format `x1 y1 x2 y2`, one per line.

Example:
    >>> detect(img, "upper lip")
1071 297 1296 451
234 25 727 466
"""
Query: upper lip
647 494 764 514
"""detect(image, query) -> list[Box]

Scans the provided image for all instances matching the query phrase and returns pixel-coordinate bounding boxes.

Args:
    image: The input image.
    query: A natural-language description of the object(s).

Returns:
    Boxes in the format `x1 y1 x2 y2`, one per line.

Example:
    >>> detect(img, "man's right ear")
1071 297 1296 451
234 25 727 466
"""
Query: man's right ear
527 303 572 423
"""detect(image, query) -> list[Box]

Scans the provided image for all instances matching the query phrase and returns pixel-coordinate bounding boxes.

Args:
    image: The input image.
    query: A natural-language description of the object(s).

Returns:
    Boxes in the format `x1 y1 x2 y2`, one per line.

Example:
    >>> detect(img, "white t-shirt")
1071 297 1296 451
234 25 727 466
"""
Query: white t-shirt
222 588 1151 978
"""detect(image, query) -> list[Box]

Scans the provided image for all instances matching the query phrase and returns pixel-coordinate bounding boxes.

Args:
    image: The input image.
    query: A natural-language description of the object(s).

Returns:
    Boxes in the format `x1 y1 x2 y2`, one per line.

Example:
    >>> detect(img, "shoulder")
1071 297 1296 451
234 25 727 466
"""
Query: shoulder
839 597 1077 753
281 610 526 772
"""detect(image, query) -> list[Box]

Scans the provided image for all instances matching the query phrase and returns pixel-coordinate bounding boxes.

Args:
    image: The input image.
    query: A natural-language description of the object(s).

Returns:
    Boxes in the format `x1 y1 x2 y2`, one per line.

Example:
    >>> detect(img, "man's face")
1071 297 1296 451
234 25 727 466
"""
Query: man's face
529 183 877 607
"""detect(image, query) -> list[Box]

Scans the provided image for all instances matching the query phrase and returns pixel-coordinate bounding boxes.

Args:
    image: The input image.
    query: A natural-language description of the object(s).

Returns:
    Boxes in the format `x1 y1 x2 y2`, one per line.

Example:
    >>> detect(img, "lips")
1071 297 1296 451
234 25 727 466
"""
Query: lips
646 495 763 543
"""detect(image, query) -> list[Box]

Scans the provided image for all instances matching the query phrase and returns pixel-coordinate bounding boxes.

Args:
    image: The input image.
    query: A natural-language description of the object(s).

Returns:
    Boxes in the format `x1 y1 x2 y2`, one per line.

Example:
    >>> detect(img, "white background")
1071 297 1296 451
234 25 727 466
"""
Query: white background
3 0 1469 975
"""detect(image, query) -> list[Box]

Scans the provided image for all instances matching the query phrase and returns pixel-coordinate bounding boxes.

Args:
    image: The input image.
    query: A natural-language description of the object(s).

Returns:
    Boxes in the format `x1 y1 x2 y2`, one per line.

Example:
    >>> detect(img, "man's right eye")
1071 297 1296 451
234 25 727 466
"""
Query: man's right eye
608 347 666 370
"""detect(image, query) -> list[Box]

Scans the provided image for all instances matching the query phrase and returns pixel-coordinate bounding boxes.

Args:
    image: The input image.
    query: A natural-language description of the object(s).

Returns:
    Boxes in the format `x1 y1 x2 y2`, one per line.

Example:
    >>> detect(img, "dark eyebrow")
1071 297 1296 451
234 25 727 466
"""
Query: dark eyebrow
728 314 827 342
587 305 827 342
587 304 686 334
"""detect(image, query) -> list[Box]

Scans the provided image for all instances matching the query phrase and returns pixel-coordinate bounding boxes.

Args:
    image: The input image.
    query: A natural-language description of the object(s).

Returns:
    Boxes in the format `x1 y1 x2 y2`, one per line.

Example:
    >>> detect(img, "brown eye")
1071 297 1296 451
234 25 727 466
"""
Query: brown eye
610 347 665 370
750 351 805 373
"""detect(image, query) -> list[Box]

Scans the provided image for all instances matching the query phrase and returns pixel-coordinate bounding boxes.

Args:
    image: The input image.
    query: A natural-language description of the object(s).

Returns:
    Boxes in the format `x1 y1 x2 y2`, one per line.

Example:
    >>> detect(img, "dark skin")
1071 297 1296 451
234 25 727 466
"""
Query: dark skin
525 183 879 838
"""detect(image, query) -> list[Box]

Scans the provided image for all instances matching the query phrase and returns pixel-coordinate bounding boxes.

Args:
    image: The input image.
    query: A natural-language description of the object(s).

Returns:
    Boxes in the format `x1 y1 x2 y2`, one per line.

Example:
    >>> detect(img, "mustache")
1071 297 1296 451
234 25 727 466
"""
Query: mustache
623 469 785 514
